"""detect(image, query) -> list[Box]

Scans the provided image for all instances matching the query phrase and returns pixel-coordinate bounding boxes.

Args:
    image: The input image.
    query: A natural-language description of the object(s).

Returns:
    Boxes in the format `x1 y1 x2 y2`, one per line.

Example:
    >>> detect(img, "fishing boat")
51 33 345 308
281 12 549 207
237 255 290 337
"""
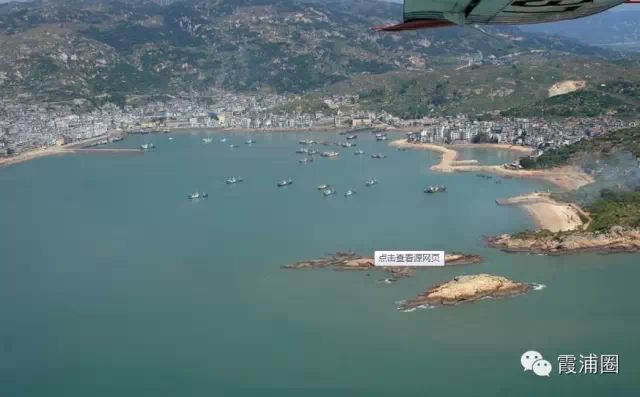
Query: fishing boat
277 179 293 187
296 148 309 154
365 178 378 187
225 177 244 184
140 143 155 150
168 137 174 141
298 157 313 164
317 184 331 190
354 149 365 156
229 144 239 149
375 133 388 141
308 149 319 155
424 185 447 194
346 135 357 140
344 189 356 197
187 192 208 199
340 142 356 148
220 137 227 143
299 139 316 145
371 153 387 159
202 137 213 143
322 188 336 196
321 151 340 158
245 139 255 144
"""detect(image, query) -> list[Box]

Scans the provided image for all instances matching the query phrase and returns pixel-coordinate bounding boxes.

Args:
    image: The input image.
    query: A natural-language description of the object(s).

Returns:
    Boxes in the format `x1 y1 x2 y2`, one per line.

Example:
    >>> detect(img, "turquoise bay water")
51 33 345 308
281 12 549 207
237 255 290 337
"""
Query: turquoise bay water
1 131 639 396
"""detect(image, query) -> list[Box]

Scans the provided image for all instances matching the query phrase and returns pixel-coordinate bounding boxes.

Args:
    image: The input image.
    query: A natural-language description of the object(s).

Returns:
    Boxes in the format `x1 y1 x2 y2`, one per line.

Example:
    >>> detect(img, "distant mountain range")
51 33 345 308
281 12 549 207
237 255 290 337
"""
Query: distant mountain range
522 9 640 51
0 0 623 104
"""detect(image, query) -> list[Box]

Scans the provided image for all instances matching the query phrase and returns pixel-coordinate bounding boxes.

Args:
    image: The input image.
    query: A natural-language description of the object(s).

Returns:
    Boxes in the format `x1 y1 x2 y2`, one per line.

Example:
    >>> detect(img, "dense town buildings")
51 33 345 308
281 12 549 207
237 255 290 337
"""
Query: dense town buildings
0 93 636 157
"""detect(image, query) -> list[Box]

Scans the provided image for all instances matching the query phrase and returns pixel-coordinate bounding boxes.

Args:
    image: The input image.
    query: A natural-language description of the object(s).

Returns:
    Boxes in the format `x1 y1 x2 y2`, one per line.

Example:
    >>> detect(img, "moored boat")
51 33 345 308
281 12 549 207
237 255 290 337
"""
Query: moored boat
277 178 293 187
187 192 208 199
322 188 336 196
346 135 357 140
202 137 213 143
317 184 331 190
371 153 387 159
225 177 244 184
344 189 356 197
296 148 309 154
365 178 378 187
298 157 313 164
424 185 447 193
245 139 255 144
140 143 156 150
354 149 365 156
321 151 340 158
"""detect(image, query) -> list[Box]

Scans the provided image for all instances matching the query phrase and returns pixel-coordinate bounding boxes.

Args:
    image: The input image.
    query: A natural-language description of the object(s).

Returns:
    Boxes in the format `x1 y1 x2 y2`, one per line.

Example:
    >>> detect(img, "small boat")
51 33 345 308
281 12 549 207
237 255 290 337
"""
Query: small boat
365 178 378 187
346 135 357 140
298 157 314 164
299 139 316 145
344 189 356 197
320 141 331 146
321 151 340 158
220 137 227 143
424 185 447 194
340 142 356 148
140 143 155 150
375 133 388 141
225 177 244 184
317 184 331 190
308 149 319 155
371 153 387 159
277 179 293 187
354 149 365 156
202 138 213 143
187 192 208 199
229 144 239 149
168 137 174 141
245 139 255 144
322 188 336 196
296 148 309 154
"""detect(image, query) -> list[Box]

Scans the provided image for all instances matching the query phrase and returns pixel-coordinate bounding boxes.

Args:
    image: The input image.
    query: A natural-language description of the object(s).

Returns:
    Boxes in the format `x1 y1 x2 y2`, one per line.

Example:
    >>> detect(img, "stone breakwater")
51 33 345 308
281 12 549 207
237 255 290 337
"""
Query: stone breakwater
487 226 640 255
399 274 533 310
282 252 483 280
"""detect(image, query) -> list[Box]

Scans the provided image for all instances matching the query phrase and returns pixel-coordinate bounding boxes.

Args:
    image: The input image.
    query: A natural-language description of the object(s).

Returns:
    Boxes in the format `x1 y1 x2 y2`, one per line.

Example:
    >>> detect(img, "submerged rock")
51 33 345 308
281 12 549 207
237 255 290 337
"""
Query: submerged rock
399 274 532 310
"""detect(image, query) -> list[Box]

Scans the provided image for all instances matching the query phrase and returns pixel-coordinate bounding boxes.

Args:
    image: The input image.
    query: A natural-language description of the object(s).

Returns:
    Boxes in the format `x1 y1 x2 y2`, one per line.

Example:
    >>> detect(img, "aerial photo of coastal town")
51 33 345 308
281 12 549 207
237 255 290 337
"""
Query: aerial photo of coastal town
1 0 640 396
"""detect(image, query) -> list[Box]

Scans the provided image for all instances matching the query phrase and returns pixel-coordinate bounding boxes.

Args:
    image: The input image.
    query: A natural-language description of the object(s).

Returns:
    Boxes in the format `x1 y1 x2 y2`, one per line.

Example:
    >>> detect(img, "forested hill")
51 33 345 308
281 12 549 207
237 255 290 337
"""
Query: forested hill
0 0 616 103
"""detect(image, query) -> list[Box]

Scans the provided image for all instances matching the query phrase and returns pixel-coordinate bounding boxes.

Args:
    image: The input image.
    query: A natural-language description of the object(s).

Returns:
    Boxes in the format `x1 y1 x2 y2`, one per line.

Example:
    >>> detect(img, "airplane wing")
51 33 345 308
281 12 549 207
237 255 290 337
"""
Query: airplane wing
374 0 628 31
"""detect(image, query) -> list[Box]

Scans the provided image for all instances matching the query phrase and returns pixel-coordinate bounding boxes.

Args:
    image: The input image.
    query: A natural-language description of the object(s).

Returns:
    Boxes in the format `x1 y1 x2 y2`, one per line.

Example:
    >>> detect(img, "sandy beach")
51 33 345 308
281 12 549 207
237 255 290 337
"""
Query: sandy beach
497 192 588 232
390 139 594 191
0 146 70 168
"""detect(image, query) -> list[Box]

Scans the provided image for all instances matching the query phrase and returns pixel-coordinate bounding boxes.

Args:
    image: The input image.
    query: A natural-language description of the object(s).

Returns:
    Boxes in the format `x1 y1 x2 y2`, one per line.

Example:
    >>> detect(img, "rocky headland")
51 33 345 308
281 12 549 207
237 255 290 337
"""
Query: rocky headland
487 226 640 255
399 274 533 310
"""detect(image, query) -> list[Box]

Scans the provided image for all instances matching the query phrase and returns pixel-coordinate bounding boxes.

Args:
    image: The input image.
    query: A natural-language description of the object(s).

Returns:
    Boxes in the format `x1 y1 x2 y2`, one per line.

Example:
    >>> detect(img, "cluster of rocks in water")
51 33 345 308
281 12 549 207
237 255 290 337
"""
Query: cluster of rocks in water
282 251 483 280
398 274 534 311
488 226 640 255
283 253 537 310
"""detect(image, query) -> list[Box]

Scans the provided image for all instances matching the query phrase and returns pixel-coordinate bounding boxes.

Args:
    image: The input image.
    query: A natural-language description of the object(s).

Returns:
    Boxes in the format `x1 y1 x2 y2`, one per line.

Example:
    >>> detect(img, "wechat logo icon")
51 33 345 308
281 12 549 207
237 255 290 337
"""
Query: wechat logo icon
521 350 552 377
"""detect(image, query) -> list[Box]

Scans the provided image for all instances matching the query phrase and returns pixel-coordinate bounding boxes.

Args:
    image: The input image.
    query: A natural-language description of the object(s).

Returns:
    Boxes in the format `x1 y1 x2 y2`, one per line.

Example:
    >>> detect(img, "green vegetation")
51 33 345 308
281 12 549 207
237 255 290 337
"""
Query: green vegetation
503 89 640 119
588 189 640 231
520 127 640 169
